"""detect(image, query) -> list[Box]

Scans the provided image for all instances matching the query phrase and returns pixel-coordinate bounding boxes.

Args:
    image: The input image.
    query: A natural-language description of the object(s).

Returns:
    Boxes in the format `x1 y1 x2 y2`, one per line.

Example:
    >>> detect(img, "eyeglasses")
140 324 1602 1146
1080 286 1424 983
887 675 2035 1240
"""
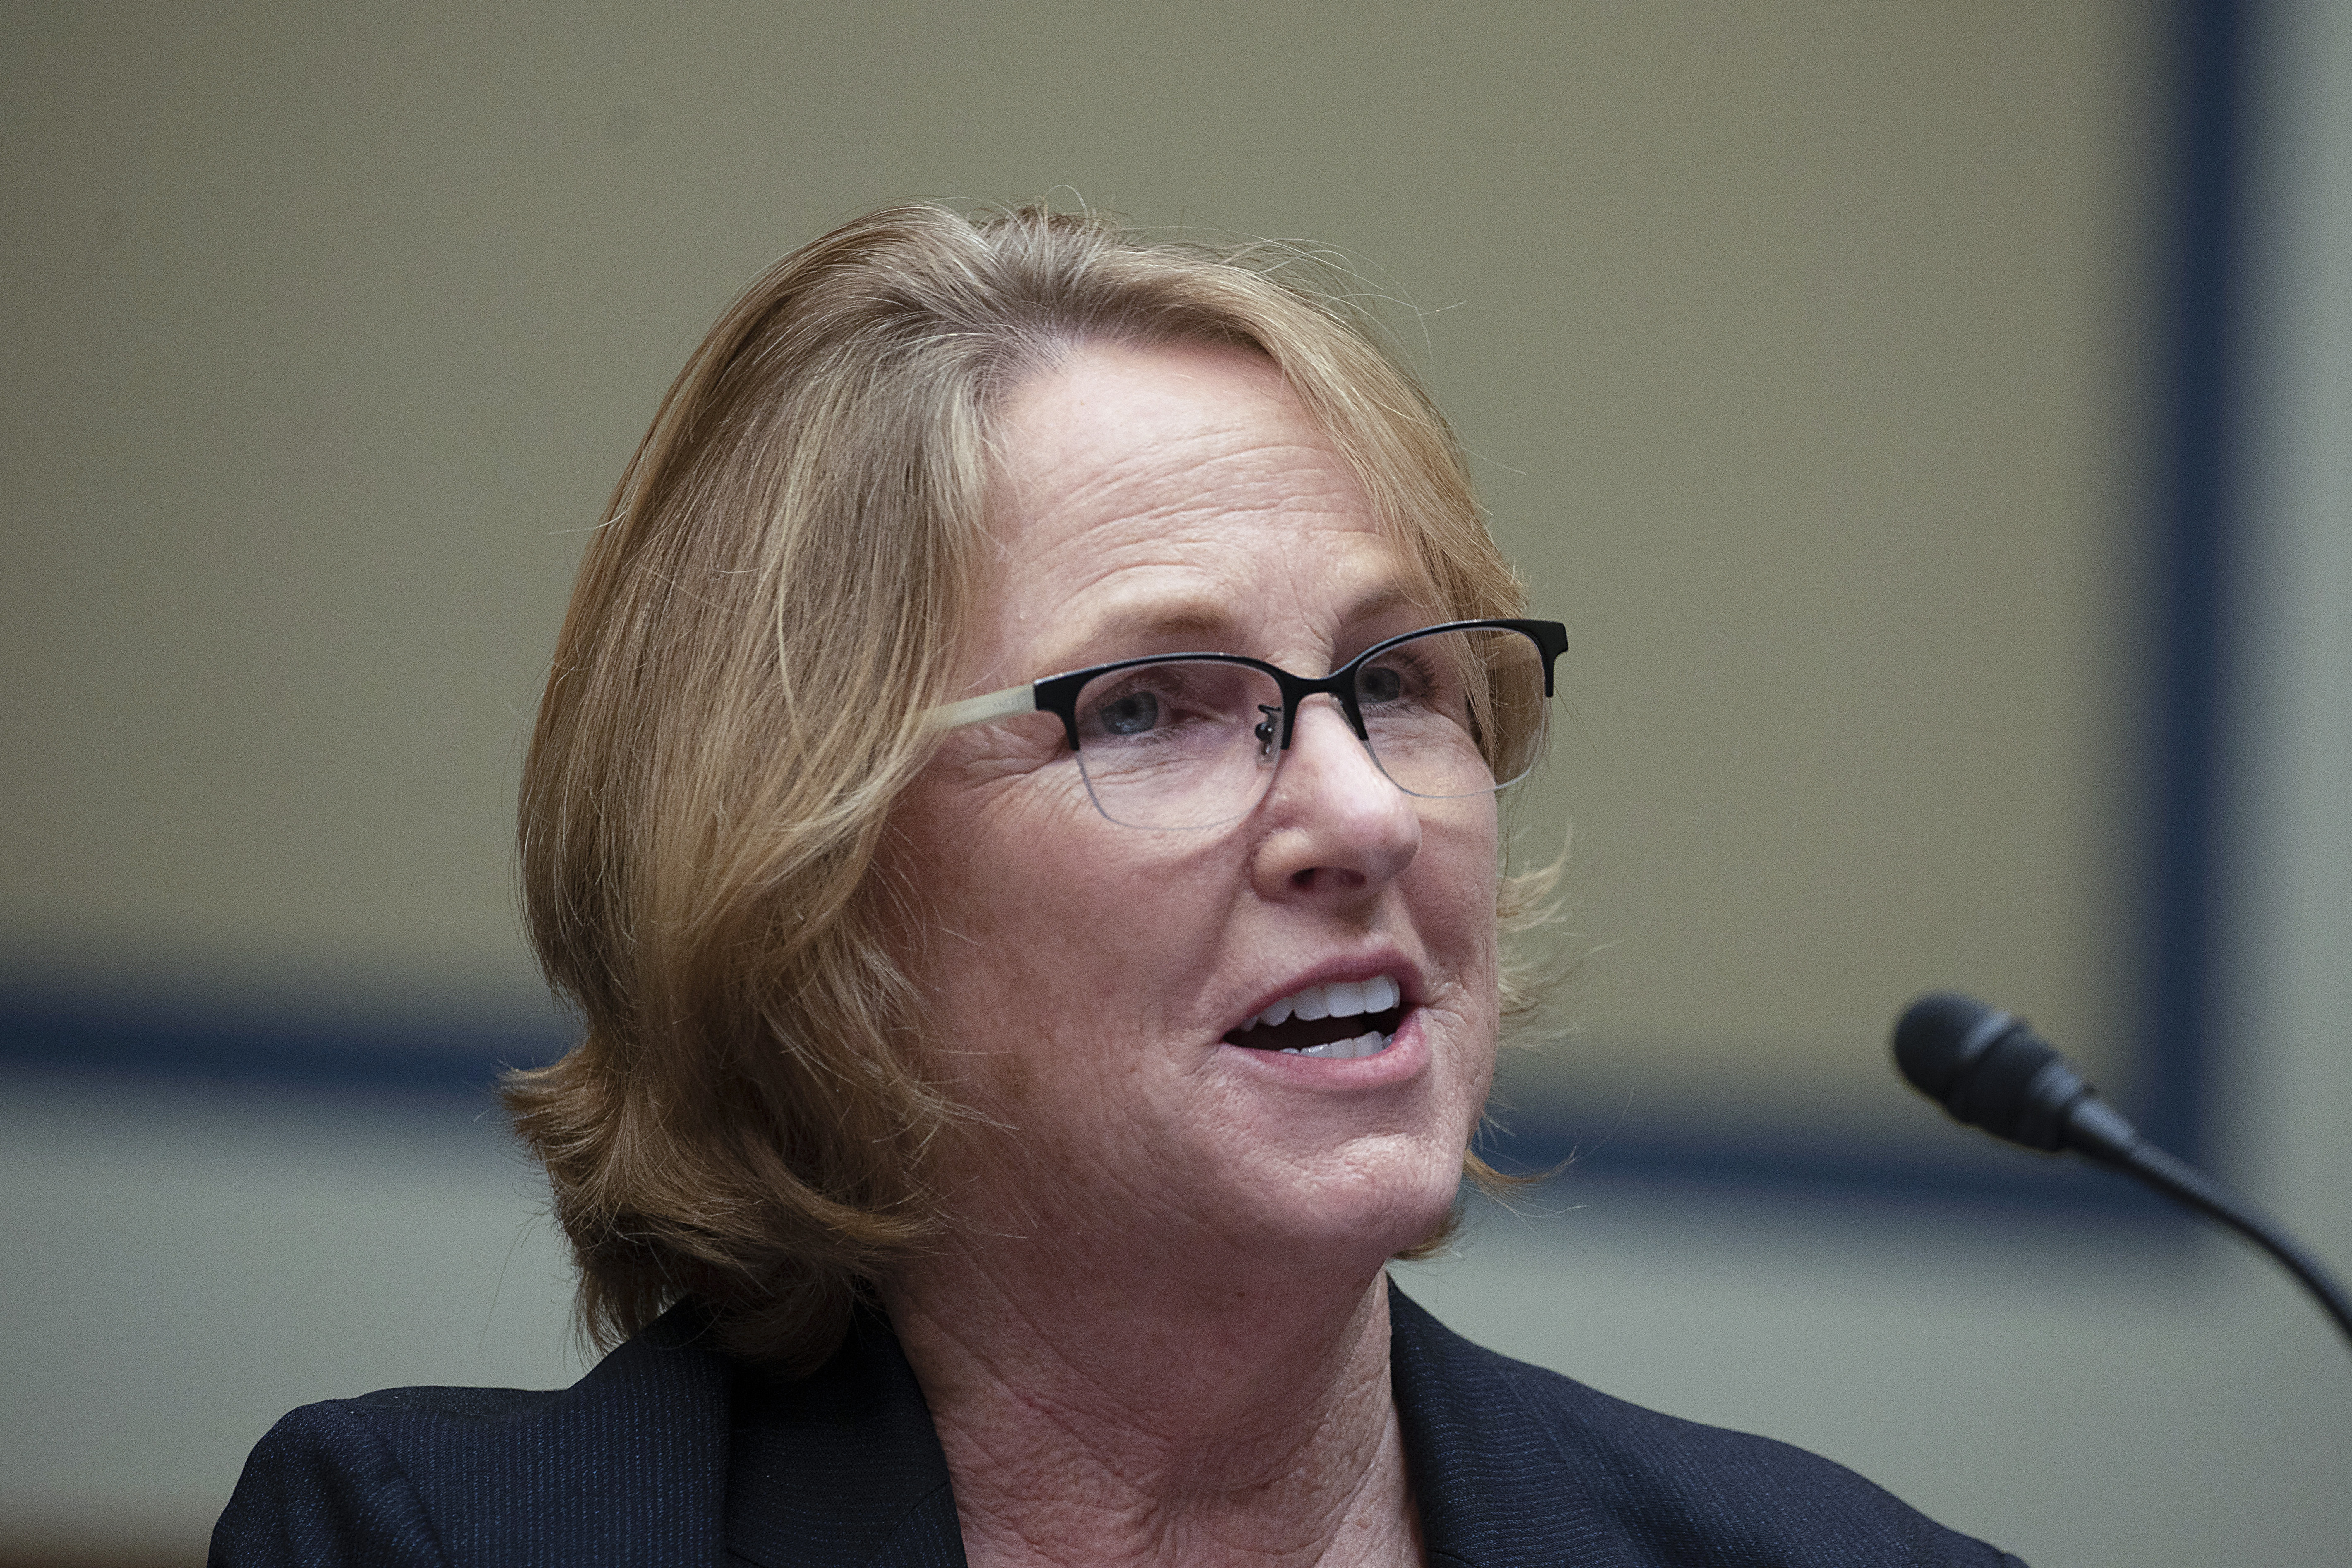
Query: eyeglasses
924 619 1566 830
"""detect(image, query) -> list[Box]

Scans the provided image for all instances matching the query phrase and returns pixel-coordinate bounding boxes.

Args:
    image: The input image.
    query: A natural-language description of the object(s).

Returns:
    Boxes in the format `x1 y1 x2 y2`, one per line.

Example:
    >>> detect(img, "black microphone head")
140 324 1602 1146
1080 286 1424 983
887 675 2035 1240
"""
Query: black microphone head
1892 991 2091 1153
1892 992 2007 1102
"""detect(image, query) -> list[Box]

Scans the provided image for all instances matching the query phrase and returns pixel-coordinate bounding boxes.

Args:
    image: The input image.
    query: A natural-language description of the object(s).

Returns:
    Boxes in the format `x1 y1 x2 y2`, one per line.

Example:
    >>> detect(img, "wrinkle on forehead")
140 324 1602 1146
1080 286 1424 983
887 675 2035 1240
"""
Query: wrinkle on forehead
965 342 1426 690
990 342 1358 542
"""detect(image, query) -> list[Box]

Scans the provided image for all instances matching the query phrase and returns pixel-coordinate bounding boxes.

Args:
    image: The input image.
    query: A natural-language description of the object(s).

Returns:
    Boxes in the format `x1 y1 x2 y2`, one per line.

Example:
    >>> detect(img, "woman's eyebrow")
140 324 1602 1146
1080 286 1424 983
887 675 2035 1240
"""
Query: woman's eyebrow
1038 583 1426 675
1338 583 1419 628
1038 599 1236 672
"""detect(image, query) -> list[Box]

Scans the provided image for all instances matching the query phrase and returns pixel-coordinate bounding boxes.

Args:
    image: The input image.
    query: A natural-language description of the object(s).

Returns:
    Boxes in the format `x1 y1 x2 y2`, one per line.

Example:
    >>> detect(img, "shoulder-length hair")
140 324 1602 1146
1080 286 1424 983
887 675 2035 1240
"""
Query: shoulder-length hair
506 201 1551 1373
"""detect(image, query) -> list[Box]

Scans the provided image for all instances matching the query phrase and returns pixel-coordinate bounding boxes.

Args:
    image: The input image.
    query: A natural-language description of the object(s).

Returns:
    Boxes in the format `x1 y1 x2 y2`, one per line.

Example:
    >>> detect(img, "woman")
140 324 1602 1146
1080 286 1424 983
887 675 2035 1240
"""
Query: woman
215 204 2022 1566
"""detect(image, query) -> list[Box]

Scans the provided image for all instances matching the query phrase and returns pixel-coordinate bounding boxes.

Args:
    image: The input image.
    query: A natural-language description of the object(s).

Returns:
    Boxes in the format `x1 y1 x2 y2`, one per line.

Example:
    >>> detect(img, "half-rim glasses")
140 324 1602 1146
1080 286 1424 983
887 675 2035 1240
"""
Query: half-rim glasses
925 619 1566 830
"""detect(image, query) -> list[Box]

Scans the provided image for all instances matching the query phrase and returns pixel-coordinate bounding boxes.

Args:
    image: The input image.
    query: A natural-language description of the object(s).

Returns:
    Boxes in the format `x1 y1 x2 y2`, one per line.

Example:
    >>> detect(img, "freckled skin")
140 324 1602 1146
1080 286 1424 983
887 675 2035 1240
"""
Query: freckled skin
879 341 1501 1568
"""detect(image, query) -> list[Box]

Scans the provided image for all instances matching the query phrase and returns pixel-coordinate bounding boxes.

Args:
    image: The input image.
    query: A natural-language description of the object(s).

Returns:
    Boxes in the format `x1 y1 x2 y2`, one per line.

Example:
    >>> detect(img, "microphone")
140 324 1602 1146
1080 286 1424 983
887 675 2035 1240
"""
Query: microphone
1893 993 2352 1354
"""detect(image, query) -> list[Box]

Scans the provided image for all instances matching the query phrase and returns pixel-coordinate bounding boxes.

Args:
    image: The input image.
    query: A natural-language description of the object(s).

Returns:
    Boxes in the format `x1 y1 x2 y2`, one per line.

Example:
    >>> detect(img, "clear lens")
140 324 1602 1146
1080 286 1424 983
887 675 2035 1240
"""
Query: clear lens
1072 660 1284 829
1068 626 1551 829
1355 626 1551 798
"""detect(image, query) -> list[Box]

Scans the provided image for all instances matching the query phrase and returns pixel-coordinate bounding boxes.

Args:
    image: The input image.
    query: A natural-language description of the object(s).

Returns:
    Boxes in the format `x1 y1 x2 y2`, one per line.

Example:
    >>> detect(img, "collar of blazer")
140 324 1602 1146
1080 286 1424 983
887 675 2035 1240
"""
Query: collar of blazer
714 1283 1617 1568
280 1281 2013 1568
350 1282 1590 1568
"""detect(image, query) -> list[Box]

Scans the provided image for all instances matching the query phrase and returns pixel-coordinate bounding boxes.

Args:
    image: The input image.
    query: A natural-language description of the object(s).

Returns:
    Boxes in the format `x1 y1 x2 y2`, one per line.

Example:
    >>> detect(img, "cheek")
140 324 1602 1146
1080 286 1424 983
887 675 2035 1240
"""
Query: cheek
1417 801 1505 1085
1422 799 1503 961
884 767 1234 1084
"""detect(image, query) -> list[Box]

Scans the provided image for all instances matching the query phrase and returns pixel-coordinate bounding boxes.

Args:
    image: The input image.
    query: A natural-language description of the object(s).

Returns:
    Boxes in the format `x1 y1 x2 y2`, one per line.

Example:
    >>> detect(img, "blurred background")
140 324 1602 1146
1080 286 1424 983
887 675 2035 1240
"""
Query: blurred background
3 2 2346 1562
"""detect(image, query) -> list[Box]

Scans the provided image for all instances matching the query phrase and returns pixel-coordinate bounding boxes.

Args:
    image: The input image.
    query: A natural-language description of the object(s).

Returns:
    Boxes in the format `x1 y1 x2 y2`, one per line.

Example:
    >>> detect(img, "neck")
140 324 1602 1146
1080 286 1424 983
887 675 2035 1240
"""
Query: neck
883 1240 1420 1568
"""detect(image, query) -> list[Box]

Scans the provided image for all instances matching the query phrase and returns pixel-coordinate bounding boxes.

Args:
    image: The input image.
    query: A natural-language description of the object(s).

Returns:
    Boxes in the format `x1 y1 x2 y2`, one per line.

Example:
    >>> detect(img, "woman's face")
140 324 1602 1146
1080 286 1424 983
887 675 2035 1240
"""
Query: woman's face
887 340 1501 1277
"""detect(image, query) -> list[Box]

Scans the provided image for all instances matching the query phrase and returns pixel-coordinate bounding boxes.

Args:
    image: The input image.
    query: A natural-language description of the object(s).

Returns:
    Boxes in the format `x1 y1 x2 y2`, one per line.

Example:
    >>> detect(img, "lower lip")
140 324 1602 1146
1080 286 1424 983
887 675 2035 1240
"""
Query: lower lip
1219 1007 1427 1084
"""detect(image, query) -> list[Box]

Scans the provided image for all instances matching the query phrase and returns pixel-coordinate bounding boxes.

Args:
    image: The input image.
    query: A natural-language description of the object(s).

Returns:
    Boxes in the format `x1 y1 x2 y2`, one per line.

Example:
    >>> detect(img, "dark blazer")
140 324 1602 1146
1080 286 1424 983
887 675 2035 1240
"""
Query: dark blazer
213 1284 2025 1566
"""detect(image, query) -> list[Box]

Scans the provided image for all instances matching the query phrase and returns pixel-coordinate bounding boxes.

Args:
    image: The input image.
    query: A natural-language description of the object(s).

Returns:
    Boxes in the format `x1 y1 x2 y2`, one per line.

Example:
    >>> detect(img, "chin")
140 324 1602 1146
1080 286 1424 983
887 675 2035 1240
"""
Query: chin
1234 1136 1472 1277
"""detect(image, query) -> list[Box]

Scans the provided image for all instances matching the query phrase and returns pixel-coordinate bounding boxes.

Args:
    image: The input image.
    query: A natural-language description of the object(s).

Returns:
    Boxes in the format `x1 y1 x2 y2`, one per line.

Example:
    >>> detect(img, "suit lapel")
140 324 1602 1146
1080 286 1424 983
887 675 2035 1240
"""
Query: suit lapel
1390 1282 1640 1568
726 1307 968 1568
383 1304 735 1567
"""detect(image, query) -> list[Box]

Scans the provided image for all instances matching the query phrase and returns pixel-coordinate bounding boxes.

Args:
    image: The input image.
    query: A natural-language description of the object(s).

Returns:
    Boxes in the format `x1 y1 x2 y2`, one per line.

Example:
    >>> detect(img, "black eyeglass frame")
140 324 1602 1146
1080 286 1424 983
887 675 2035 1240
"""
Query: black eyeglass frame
930 618 1568 768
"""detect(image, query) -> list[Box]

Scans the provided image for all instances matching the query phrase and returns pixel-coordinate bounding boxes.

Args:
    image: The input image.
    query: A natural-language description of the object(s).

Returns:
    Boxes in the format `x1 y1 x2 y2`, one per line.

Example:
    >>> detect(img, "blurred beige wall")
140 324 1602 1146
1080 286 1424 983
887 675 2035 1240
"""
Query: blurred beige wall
1 1 2158 1140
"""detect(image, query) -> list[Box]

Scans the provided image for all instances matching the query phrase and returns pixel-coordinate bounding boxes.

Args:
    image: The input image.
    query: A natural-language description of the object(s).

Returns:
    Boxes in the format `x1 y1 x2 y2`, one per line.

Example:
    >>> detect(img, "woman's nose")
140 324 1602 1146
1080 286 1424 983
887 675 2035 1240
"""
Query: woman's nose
1249 698 1421 902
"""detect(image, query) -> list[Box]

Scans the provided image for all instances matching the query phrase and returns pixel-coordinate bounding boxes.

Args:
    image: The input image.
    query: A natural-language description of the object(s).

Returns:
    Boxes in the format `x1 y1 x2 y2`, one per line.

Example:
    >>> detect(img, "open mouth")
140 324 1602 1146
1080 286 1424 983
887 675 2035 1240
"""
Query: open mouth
1223 975 1405 1060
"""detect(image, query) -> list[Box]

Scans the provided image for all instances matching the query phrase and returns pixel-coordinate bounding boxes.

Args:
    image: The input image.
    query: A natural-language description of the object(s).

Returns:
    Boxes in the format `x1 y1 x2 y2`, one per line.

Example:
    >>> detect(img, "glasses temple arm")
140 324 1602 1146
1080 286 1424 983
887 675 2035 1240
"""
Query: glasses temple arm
923 682 1040 733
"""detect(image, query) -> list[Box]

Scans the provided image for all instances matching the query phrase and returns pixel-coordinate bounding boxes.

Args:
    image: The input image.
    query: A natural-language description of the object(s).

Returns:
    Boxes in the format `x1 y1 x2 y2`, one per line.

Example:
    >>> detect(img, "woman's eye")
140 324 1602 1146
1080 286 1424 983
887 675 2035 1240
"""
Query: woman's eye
1096 690 1161 736
1359 663 1407 705
1077 662 1261 746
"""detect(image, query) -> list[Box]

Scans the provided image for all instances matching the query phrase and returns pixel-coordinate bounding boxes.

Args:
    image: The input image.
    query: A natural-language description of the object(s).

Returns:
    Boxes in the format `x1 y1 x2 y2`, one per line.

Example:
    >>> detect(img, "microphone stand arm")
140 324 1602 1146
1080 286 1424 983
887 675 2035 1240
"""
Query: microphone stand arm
2063 1095 2352 1352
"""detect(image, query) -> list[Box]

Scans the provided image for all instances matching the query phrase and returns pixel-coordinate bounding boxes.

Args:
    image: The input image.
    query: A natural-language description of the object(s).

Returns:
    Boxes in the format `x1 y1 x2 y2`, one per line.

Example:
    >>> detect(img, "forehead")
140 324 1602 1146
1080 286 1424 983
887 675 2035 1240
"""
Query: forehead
980 341 1426 675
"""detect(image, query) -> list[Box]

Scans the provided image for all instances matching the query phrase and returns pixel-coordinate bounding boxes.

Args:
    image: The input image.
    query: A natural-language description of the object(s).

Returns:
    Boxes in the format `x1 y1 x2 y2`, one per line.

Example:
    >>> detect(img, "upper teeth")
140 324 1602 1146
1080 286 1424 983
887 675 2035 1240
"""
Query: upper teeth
1245 974 1402 1031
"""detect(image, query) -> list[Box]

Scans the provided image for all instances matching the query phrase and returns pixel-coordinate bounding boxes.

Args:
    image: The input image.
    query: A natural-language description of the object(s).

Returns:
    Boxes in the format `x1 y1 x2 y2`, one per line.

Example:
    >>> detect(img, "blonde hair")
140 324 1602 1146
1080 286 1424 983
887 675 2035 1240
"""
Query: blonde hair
506 202 1551 1373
